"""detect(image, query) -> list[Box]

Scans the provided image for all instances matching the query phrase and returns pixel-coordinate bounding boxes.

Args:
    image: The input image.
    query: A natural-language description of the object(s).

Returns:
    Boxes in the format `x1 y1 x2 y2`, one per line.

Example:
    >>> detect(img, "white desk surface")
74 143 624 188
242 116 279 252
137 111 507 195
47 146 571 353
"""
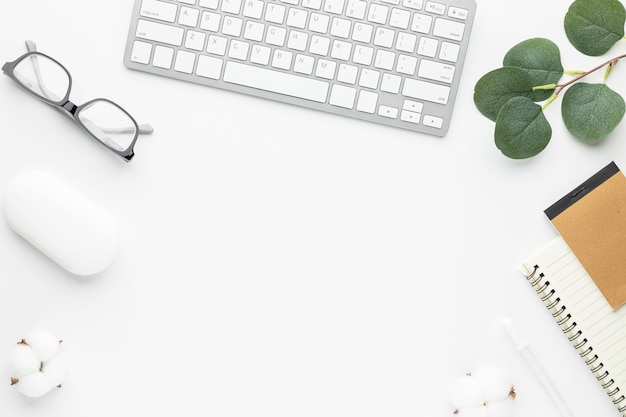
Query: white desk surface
1 1 624 416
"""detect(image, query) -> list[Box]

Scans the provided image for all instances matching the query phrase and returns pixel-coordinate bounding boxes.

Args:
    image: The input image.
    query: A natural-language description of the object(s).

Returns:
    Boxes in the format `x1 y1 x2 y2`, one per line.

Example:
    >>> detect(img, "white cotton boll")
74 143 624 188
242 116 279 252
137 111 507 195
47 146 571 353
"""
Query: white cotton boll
9 343 41 378
16 372 52 398
451 367 515 417
41 352 67 388
456 405 489 417
485 398 515 417
471 367 513 401
451 374 485 409
9 331 66 398
24 330 60 363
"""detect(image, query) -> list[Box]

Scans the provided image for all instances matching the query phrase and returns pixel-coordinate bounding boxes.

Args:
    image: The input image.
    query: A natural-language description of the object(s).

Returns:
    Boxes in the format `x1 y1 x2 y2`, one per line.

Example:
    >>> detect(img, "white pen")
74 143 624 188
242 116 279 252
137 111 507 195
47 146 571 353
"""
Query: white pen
503 318 575 417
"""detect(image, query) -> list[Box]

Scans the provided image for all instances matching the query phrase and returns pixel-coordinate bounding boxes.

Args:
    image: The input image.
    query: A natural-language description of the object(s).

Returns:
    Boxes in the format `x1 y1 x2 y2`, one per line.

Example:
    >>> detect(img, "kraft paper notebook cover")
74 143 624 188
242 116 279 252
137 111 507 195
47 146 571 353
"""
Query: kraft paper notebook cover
522 237 626 416
544 161 626 310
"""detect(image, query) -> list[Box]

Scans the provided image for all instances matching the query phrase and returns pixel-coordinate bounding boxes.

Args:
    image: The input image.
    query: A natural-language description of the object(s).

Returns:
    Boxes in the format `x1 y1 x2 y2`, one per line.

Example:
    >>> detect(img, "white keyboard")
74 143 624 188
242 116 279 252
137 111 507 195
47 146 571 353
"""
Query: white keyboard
124 0 476 136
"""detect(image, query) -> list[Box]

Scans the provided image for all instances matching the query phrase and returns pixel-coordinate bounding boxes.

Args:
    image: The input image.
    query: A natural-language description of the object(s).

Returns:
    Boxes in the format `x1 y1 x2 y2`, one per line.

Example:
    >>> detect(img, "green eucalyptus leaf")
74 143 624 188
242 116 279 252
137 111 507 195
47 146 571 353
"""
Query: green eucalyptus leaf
503 38 563 101
564 0 626 56
474 67 535 122
562 83 625 142
495 97 552 159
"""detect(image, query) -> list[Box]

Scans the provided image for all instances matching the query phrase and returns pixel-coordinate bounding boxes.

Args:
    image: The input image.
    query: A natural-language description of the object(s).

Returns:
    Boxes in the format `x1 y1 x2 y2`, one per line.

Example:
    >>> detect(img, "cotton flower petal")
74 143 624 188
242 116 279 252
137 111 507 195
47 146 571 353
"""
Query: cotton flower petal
9 344 41 378
16 372 52 398
24 330 60 363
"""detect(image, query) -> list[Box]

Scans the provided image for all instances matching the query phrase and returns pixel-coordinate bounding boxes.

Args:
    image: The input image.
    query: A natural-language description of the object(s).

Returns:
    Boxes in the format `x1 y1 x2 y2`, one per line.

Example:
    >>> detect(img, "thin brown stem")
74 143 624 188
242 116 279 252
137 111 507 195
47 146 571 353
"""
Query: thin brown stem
553 53 626 95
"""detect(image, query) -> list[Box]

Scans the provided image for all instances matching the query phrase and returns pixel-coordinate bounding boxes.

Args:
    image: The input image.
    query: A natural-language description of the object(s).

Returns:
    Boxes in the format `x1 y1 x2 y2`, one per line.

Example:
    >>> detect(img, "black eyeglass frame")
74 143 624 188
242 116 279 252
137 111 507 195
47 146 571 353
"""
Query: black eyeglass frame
2 50 144 162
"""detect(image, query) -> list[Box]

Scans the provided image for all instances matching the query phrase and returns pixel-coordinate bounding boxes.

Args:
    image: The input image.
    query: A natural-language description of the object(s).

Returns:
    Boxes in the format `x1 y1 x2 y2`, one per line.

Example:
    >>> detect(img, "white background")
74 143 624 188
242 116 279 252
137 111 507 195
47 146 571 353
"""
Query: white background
1 1 625 416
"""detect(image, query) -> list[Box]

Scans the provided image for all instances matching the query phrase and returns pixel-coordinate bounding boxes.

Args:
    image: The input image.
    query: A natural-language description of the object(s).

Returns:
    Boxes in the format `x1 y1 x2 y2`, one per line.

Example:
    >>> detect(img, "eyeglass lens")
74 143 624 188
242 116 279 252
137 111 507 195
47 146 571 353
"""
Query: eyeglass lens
78 101 137 152
14 54 69 104
14 53 138 153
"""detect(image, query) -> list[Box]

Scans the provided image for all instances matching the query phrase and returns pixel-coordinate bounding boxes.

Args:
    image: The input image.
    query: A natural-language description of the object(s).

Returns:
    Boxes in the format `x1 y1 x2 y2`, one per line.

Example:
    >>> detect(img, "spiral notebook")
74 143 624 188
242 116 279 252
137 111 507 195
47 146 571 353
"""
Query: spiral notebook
522 236 626 416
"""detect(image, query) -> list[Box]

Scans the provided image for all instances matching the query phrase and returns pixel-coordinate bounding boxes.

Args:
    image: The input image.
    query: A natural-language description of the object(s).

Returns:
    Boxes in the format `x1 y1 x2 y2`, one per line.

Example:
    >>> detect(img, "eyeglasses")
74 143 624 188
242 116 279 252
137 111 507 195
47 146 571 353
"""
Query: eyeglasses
2 41 152 162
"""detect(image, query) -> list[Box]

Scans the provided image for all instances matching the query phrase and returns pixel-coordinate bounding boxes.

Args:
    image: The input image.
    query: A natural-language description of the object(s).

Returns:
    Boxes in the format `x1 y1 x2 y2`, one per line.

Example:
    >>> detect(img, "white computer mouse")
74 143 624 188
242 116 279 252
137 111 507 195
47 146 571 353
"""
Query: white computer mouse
2 170 119 276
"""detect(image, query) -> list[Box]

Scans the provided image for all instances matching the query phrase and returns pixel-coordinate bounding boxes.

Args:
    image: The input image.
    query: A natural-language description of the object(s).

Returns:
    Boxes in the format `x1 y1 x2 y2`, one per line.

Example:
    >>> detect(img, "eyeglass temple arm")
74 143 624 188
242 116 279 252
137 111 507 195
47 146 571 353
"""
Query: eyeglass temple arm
24 40 60 102
24 40 153 135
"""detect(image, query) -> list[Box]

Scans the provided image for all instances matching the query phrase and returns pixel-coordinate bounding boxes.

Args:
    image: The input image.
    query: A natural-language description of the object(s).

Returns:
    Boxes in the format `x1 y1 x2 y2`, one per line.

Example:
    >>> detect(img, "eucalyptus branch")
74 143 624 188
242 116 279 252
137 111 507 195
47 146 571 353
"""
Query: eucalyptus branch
534 53 626 110
473 0 626 159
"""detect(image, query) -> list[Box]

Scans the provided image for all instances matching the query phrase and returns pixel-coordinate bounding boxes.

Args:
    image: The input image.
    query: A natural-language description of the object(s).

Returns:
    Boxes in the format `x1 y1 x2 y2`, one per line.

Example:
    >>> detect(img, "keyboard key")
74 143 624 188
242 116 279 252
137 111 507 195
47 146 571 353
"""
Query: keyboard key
378 105 398 118
403 0 423 9
130 41 152 64
272 49 293 69
315 59 337 79
396 32 417 53
179 7 200 26
153 45 174 68
439 41 460 62
309 13 330 33
229 40 250 60
287 30 309 51
221 0 242 14
380 73 401 93
396 54 417 75
356 90 378 113
359 68 380 89
337 64 358 84
411 13 432 33
136 19 184 46
330 17 351 38
140 0 177 23
403 100 423 112
374 27 395 48
331 40 352 60
423 115 444 128
346 0 367 19
199 0 218 8
243 0 264 18
223 16 244 36
324 0 345 15
174 50 196 73
185 30 206 50
294 54 315 74
448 6 468 20
200 11 221 31
425 1 445 14
433 17 465 41
401 110 420 123
250 45 271 65
353 45 373 65
207 35 228 55
418 59 455 83
389 8 411 29
417 37 438 57
303 0 323 9
223 61 330 103
266 3 287 23
266 26 287 46
310 35 331 55
402 78 450 104
374 50 395 70
352 22 373 43
329 84 356 109
196 55 223 79
244 21 265 41
287 8 308 28
368 4 389 24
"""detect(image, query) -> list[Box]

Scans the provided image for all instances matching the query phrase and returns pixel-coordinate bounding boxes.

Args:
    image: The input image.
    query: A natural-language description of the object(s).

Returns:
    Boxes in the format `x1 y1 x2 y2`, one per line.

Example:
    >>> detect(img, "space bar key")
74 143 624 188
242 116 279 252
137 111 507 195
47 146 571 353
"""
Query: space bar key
223 62 330 103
